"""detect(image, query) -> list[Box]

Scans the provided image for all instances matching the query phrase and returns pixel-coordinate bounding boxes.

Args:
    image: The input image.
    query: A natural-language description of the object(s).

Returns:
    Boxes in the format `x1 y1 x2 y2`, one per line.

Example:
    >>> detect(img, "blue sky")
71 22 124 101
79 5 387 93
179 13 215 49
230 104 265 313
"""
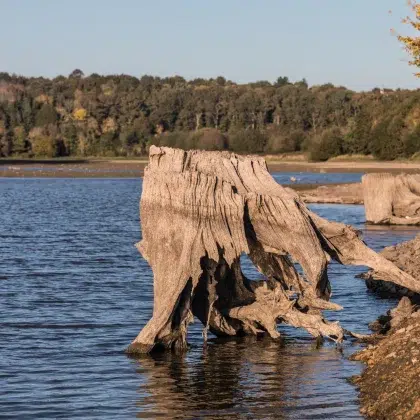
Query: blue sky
1 0 418 90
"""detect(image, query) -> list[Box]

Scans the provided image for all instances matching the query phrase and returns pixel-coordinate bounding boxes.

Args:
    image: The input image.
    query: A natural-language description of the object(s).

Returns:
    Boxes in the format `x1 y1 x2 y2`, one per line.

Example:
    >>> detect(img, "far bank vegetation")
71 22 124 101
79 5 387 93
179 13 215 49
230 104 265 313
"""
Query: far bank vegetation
1 71 420 161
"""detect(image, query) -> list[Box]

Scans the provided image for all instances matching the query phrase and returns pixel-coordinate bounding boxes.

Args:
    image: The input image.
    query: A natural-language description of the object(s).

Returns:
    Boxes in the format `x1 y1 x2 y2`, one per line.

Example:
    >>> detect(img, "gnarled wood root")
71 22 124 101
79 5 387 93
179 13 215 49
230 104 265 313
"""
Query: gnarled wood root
359 234 420 301
127 147 420 354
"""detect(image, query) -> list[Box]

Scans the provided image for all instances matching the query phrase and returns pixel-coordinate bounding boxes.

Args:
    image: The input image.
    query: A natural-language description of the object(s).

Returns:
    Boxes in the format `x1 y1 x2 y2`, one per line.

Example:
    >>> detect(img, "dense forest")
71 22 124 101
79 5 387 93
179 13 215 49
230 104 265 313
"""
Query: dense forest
0 69 419 161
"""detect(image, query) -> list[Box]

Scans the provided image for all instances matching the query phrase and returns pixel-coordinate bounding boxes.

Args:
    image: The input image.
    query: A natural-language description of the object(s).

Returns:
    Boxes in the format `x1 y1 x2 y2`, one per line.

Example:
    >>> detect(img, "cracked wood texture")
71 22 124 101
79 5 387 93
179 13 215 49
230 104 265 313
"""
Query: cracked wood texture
127 147 420 354
363 173 420 225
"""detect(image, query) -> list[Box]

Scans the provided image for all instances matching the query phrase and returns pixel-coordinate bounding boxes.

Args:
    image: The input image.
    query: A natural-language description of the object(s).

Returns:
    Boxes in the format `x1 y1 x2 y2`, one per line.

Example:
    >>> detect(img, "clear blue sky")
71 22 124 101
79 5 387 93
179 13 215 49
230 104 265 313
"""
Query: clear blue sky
1 0 418 91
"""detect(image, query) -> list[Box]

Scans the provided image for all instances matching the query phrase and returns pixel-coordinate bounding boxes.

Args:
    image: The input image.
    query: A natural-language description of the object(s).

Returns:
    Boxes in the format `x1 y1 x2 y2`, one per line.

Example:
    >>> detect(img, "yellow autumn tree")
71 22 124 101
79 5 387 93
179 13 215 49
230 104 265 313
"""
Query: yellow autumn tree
397 0 420 77
73 108 88 121
31 135 57 157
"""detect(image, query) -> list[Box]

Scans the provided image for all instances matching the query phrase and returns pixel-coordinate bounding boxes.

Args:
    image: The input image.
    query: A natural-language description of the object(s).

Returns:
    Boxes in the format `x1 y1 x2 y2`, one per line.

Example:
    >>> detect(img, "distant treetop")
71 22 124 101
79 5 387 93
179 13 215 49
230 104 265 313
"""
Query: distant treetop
69 69 84 79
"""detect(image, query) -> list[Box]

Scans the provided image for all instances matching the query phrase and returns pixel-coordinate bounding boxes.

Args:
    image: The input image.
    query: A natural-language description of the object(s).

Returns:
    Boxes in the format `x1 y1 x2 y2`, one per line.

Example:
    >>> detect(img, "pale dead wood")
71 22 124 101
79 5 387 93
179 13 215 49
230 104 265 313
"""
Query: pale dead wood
127 147 420 354
363 173 420 225
360 234 420 300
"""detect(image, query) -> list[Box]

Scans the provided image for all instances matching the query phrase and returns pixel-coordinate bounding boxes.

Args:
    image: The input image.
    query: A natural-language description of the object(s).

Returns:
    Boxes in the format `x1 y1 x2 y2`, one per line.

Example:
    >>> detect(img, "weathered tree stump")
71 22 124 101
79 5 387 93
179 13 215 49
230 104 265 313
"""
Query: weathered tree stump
363 173 420 225
127 147 420 354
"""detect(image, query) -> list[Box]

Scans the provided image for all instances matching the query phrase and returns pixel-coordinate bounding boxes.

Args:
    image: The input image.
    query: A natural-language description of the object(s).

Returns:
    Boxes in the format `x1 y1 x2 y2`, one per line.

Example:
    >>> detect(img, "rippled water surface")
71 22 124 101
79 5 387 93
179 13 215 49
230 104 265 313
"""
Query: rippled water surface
1 176 419 419
272 172 362 185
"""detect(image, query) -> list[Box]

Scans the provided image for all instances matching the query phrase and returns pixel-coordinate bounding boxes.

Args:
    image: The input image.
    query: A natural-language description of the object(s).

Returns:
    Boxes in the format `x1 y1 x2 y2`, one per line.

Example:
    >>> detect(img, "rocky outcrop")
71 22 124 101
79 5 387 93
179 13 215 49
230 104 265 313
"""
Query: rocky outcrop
128 147 420 354
353 235 420 418
363 173 420 225
297 183 363 205
351 298 420 419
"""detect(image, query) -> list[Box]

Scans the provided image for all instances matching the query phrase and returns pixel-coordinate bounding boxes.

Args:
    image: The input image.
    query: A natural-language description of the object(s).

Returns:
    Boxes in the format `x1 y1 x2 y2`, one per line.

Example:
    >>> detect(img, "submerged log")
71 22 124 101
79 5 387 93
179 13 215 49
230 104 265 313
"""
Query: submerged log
127 147 420 354
363 173 420 225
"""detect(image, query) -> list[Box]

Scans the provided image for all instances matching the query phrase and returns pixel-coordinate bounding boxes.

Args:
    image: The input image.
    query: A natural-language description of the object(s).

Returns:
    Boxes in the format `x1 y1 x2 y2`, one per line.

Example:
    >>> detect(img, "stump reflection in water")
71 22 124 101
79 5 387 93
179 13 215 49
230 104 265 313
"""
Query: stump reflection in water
134 336 361 419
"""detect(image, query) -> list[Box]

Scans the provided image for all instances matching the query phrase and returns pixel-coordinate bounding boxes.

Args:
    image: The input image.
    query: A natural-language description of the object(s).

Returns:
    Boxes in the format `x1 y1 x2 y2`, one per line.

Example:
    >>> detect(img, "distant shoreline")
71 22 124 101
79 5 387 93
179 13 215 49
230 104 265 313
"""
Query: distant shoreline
1 156 420 178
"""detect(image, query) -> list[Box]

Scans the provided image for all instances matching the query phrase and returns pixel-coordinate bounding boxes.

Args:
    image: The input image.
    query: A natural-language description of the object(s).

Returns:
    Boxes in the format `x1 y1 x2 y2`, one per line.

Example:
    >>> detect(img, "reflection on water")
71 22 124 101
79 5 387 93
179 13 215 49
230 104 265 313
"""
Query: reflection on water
134 337 361 419
1 177 419 419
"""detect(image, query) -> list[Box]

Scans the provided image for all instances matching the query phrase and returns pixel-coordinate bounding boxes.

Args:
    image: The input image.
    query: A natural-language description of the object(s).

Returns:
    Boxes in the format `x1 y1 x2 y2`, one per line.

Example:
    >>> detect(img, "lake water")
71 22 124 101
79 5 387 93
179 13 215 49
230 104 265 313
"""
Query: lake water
1 175 419 419
272 172 363 185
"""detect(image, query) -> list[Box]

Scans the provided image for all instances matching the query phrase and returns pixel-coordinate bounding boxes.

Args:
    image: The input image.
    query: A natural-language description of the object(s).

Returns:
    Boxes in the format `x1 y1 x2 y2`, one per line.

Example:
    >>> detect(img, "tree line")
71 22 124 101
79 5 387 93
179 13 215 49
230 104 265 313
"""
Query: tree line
0 69 419 161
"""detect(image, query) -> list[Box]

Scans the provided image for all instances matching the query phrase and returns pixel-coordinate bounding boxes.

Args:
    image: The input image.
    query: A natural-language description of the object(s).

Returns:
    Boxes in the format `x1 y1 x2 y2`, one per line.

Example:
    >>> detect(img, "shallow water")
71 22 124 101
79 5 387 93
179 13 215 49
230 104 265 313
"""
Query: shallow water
272 172 362 185
1 176 419 419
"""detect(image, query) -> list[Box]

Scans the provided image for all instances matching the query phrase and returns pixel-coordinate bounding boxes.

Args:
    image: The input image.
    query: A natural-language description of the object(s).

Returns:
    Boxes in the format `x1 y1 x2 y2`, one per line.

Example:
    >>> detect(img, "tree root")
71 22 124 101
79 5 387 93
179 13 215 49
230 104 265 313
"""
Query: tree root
128 147 420 353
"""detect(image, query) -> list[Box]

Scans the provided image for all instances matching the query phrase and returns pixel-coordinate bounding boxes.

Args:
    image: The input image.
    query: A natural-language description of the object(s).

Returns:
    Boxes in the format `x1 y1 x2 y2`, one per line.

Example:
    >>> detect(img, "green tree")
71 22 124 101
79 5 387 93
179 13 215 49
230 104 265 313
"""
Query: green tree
274 76 290 87
308 127 344 161
62 124 79 155
35 103 58 127
229 129 268 153
371 117 405 160
0 132 12 157
12 126 28 155
69 69 84 79
99 132 119 156
403 125 420 156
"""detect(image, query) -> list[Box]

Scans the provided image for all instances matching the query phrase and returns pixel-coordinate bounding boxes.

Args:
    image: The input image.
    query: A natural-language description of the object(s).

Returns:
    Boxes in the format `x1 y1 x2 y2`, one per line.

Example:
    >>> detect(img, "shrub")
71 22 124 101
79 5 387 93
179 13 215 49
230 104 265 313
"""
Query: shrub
371 117 405 160
151 131 189 148
308 127 344 161
12 126 28 154
187 128 227 150
99 132 120 156
266 127 306 153
30 135 58 157
403 125 420 157
228 129 268 153
35 104 58 127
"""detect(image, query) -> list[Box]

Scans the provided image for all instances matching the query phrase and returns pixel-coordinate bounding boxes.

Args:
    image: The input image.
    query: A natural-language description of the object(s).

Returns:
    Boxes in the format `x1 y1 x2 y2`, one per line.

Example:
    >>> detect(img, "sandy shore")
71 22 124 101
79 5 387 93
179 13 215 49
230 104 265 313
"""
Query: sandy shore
0 159 148 178
296 183 364 204
351 308 420 419
2 157 420 178
267 160 420 174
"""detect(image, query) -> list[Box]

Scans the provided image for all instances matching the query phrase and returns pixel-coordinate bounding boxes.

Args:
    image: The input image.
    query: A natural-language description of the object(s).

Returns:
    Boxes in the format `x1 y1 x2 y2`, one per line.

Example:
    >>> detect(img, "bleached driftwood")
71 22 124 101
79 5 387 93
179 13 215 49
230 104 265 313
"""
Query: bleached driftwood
363 173 420 225
360 234 420 300
127 147 420 354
